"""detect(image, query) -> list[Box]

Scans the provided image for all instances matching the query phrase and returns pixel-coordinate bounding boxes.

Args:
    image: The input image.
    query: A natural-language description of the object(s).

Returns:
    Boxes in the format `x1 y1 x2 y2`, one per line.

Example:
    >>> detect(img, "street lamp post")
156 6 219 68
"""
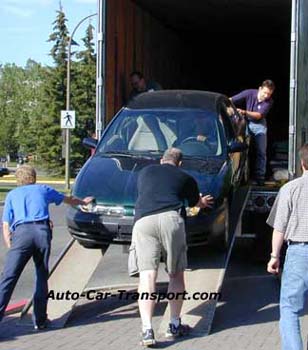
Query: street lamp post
96 0 106 140
65 13 97 190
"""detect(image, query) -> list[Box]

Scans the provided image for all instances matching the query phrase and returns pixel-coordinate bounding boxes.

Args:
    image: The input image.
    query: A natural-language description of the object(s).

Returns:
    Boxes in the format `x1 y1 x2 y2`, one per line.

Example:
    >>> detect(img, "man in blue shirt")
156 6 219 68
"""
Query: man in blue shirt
231 79 275 185
0 165 93 329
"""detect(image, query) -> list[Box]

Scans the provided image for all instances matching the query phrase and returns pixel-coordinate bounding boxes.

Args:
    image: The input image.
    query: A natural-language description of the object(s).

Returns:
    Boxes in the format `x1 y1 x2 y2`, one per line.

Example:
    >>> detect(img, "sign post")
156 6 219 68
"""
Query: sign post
61 110 75 190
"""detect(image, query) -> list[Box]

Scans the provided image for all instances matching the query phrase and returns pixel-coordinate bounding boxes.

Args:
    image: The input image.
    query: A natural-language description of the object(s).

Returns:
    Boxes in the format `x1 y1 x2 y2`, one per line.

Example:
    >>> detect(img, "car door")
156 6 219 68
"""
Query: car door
219 99 244 185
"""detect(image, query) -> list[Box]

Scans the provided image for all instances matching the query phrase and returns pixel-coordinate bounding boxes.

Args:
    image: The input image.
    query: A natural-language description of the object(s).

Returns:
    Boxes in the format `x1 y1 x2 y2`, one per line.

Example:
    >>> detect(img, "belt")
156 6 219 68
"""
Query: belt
16 219 50 228
288 240 308 245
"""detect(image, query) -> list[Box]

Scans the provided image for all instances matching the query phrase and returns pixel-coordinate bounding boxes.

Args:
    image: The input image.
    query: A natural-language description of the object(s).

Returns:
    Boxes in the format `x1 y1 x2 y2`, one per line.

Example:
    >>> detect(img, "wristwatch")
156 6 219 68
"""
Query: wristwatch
270 253 279 259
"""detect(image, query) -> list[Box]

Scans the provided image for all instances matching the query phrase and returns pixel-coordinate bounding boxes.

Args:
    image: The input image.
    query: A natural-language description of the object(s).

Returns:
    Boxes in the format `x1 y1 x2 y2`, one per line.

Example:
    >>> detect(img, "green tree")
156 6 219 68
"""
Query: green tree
0 64 22 157
37 7 69 174
18 59 47 155
0 62 46 159
70 22 96 170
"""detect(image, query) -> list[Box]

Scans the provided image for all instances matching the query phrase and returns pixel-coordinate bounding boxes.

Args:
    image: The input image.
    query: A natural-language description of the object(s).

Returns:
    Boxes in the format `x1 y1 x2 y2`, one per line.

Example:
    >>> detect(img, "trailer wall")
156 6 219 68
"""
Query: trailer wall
106 0 191 119
295 0 308 174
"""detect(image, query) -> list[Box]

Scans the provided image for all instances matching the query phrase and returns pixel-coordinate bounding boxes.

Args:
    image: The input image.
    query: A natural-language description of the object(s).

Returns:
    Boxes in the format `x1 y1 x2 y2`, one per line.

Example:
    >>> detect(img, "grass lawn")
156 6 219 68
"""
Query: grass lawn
0 183 71 202
0 186 15 201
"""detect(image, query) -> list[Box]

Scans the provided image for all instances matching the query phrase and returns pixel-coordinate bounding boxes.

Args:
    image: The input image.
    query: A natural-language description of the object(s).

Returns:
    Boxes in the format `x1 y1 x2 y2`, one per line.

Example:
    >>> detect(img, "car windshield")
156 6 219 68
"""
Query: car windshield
97 109 224 158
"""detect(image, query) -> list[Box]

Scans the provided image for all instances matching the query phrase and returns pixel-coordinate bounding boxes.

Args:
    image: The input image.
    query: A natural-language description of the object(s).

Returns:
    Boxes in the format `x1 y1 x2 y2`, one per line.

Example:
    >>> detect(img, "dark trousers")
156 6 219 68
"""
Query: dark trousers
0 223 51 326
250 132 267 180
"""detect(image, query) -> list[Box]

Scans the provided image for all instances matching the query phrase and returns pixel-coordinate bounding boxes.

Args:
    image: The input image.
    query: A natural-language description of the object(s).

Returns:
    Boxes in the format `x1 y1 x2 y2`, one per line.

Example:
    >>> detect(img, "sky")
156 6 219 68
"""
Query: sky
0 0 97 67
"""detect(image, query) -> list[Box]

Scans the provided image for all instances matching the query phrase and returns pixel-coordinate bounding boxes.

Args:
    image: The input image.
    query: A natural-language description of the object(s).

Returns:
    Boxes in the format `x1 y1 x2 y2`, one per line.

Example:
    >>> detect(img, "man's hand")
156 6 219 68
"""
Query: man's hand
237 108 246 116
198 194 214 209
83 196 95 205
49 219 54 231
267 257 280 274
197 135 207 142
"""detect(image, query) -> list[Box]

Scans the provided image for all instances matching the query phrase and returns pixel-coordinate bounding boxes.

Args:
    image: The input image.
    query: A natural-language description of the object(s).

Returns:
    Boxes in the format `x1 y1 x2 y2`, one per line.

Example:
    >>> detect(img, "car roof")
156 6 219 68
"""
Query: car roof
127 90 227 110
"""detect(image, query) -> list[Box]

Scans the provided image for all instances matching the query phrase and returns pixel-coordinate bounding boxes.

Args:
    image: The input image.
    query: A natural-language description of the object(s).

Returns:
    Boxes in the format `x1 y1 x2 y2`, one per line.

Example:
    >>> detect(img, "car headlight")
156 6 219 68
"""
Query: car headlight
186 206 200 217
79 203 125 217
79 202 98 213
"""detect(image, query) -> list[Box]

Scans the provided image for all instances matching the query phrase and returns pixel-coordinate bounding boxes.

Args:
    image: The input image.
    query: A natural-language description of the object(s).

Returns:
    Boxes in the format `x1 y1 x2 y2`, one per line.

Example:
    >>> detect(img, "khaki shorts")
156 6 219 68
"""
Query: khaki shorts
130 210 187 274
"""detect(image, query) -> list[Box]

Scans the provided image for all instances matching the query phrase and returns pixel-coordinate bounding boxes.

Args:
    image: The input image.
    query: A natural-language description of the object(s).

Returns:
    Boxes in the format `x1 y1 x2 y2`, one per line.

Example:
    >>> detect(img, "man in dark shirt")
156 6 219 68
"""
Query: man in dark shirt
130 148 213 346
128 71 162 102
231 79 275 185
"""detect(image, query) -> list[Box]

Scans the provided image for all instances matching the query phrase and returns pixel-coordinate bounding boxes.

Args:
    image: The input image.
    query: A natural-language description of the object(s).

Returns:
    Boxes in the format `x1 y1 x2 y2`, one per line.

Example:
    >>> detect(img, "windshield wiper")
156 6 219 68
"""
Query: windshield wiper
143 150 164 154
98 151 134 157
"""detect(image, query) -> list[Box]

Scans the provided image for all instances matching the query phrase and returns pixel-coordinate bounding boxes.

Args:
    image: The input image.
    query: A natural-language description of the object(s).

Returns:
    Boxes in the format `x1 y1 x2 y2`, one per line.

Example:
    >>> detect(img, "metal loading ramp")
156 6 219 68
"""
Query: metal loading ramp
19 239 106 328
159 185 250 336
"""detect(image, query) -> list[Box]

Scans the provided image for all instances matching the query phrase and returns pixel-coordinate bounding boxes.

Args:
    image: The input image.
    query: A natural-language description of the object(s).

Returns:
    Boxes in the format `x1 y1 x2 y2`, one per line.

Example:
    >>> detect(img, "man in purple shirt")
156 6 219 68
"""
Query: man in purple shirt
231 79 275 185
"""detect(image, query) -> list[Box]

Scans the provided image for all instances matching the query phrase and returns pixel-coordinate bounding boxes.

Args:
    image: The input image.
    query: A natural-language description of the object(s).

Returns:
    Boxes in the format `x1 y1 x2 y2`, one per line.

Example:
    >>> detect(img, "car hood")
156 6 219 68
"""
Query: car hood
73 154 228 206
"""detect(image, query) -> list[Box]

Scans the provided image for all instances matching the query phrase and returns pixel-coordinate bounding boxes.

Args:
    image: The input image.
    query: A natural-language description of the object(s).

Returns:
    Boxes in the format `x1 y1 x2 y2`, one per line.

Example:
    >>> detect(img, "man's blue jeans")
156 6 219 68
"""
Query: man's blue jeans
250 132 267 180
0 223 51 326
280 244 308 350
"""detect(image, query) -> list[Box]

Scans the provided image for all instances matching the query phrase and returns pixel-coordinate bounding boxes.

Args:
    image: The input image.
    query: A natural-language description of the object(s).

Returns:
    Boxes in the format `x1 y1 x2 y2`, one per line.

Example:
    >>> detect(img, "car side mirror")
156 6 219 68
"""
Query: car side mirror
83 137 98 149
228 140 248 153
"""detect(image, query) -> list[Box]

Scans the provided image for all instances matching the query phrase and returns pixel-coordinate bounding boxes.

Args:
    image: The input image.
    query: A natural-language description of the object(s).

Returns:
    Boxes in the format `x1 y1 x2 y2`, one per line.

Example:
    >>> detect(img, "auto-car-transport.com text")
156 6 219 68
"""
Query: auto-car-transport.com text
47 289 221 301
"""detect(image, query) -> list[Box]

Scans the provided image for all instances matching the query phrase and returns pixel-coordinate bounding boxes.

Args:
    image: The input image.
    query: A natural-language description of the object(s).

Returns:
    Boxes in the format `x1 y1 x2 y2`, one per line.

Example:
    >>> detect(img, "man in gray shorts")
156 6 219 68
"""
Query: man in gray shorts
130 148 214 346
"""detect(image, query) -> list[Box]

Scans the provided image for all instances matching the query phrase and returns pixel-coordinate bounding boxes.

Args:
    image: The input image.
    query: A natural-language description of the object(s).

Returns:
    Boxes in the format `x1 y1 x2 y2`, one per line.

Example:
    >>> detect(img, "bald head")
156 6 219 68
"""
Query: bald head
161 148 183 166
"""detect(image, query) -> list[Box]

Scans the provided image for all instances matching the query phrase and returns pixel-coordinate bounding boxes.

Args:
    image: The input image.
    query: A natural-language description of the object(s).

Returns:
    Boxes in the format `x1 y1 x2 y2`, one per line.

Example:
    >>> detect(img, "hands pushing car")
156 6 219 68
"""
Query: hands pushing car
67 90 248 249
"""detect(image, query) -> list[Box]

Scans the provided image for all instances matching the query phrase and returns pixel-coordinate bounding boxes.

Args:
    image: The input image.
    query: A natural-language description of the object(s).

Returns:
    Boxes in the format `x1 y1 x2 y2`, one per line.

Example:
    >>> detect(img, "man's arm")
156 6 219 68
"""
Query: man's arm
183 177 214 208
238 99 273 121
230 90 249 105
63 196 94 206
2 222 11 249
238 109 263 121
267 229 284 274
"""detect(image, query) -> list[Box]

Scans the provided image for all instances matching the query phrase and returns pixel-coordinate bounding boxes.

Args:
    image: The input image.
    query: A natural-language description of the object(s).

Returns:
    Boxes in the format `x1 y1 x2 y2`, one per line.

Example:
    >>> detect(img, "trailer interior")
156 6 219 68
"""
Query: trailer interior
107 0 292 174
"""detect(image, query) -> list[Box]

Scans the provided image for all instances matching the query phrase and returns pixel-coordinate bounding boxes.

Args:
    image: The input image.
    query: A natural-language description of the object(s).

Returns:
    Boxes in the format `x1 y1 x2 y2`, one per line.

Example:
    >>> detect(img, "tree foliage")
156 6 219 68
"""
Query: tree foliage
71 22 96 170
0 8 97 175
36 8 69 173
0 61 46 158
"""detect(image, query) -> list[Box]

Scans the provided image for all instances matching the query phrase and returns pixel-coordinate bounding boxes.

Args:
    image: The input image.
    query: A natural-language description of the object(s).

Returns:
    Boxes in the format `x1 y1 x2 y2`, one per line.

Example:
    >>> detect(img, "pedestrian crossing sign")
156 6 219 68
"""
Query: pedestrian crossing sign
61 110 76 129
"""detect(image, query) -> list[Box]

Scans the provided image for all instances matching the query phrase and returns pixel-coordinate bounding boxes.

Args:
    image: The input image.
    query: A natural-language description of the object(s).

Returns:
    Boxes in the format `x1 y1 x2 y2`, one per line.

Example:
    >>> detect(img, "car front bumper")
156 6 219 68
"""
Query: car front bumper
66 204 225 247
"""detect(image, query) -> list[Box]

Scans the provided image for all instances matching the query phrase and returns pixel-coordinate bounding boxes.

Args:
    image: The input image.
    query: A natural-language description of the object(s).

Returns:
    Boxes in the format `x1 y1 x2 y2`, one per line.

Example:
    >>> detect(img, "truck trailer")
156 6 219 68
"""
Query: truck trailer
91 0 308 253
98 0 308 179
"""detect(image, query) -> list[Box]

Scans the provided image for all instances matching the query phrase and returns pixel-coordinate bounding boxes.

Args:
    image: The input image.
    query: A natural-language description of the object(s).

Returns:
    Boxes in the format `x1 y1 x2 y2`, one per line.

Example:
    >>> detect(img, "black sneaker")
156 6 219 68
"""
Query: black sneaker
34 319 50 331
165 319 190 338
140 328 156 347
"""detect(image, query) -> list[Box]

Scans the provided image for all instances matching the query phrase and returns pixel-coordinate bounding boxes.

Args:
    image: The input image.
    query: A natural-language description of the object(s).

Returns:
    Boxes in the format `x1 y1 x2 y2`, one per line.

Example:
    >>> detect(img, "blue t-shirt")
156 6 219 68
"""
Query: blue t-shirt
2 184 65 231
232 89 273 135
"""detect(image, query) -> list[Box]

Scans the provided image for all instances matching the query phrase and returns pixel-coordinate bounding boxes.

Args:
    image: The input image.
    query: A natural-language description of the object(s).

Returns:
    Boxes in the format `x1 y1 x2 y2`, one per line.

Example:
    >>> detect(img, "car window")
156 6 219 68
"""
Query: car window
97 109 224 157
